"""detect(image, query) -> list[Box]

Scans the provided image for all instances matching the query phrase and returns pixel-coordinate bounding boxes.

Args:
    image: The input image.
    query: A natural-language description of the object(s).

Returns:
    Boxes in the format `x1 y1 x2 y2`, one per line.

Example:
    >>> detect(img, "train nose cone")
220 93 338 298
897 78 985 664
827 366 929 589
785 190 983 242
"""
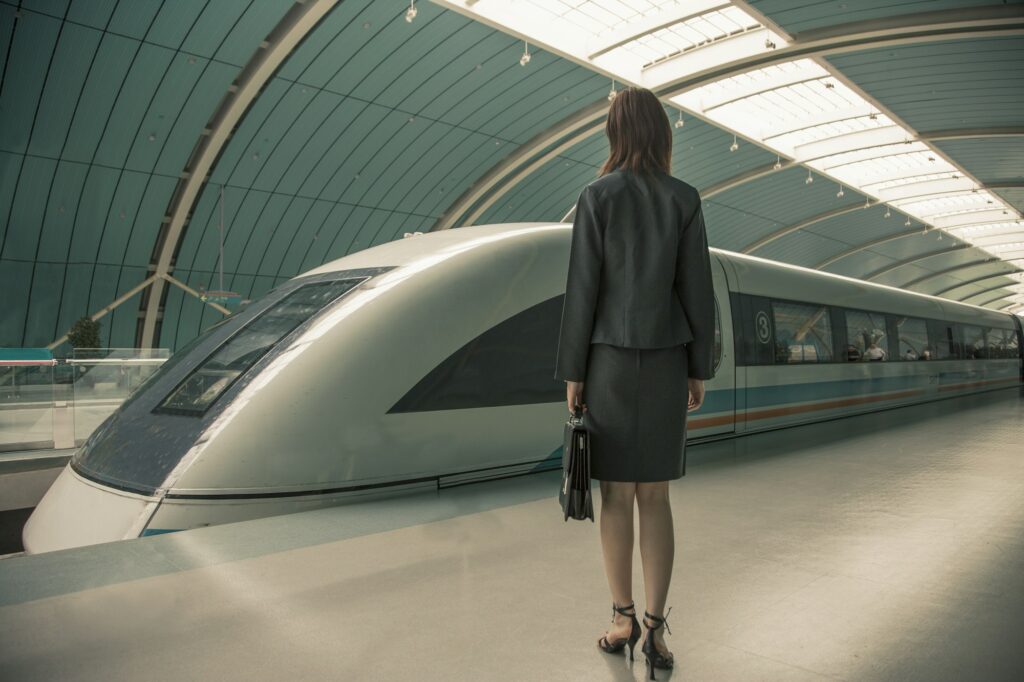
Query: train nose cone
22 466 157 554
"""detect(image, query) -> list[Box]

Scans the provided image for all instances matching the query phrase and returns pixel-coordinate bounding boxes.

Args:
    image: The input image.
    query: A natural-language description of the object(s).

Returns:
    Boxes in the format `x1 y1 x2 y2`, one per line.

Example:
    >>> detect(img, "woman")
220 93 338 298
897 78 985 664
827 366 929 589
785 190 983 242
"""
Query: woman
553 87 715 678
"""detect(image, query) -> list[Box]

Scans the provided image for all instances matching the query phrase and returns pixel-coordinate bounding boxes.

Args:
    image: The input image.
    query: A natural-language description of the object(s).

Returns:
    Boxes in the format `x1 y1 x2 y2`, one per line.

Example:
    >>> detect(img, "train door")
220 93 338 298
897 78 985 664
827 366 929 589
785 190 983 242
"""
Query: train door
691 257 736 436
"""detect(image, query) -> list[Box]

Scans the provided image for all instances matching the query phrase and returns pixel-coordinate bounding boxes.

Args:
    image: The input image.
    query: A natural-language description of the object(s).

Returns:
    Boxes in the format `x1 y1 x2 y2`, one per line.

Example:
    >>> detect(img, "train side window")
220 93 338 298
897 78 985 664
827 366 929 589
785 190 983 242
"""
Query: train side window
771 300 833 363
895 316 929 360
1007 328 1021 357
844 310 888 361
985 328 1007 359
960 324 987 359
926 319 956 360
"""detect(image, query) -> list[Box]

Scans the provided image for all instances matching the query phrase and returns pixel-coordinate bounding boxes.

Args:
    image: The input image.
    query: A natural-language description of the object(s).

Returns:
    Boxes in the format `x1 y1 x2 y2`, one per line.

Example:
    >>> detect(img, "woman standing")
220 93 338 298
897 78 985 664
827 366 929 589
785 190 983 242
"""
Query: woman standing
554 87 716 679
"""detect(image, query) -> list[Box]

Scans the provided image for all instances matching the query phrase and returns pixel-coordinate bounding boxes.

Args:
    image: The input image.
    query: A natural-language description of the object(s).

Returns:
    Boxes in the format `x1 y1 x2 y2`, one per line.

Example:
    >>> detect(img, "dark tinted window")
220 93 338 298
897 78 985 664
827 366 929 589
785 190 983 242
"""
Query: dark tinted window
389 295 564 413
157 278 366 415
772 300 833 363
926 319 956 359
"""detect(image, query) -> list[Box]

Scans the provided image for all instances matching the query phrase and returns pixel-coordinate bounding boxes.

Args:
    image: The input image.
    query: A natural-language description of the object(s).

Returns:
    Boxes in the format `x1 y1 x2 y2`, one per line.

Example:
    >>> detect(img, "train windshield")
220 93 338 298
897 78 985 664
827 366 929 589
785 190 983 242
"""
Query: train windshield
155 278 366 416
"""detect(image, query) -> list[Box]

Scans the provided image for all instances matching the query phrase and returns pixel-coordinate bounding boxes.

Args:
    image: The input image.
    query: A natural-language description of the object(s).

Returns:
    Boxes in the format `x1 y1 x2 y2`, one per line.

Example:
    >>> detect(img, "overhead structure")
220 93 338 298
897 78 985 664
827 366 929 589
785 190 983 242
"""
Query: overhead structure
435 0 1024 312
0 0 1022 352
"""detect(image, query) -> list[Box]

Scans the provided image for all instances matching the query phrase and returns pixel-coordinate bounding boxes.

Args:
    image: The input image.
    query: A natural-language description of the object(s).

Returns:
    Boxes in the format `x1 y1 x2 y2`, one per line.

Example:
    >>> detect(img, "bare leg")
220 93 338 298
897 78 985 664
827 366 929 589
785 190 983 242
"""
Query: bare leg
636 481 674 658
598 480 637 641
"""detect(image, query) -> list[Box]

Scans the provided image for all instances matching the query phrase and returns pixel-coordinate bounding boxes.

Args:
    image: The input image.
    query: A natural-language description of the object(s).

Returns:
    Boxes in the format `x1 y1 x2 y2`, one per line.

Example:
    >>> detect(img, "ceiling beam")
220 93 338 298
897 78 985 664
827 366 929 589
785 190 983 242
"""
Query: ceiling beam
742 201 875 254
899 257 1004 289
138 0 342 348
863 244 974 281
814 227 925 269
931 270 1021 297
920 127 1024 141
961 283 1022 305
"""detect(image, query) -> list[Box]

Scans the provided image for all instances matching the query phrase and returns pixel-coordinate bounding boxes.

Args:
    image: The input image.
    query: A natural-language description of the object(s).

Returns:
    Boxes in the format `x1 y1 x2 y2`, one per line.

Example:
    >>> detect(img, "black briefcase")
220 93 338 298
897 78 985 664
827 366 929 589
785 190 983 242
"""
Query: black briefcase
559 408 594 522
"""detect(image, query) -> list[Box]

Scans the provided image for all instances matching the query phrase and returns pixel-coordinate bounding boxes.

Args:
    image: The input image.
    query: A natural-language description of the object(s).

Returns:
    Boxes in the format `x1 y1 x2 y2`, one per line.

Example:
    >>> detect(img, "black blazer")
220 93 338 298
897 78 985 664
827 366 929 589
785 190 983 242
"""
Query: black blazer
554 168 716 382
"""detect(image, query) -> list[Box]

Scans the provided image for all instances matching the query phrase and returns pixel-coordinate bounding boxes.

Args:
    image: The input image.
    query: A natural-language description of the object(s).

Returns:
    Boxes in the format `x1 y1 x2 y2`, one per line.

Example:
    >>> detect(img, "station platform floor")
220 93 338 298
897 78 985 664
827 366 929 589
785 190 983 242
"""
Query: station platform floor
0 388 1021 681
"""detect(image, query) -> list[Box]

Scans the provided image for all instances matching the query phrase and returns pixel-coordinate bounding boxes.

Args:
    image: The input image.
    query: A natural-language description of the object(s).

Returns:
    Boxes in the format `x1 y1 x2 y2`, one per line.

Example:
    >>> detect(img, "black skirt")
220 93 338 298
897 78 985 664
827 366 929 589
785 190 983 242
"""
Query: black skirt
582 342 689 482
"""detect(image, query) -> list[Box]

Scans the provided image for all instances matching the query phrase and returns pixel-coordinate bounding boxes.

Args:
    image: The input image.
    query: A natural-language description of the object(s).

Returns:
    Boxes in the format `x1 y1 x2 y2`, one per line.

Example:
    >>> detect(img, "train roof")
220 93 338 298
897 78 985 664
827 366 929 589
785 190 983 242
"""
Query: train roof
304 222 1015 329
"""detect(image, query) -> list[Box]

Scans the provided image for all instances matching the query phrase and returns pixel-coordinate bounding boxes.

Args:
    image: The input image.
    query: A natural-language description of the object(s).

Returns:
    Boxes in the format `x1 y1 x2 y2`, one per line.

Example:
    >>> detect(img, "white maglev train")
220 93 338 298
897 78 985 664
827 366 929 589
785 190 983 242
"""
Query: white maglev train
24 223 1023 553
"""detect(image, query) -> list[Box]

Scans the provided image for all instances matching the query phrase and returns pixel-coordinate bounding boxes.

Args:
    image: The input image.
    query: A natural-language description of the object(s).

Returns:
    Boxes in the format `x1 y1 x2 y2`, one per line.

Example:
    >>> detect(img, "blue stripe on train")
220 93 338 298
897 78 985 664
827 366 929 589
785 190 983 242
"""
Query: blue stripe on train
709 368 1015 410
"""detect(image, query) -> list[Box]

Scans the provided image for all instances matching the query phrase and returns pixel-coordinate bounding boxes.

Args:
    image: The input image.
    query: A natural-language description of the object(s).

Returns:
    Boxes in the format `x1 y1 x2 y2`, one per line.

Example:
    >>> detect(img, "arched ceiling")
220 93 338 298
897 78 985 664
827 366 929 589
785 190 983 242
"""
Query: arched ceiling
0 0 1022 353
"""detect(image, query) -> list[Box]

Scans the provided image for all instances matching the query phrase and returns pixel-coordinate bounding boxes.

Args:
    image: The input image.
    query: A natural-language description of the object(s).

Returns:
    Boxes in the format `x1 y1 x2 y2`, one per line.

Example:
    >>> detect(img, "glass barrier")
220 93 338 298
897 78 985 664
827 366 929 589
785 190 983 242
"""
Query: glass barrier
69 348 170 446
0 363 56 452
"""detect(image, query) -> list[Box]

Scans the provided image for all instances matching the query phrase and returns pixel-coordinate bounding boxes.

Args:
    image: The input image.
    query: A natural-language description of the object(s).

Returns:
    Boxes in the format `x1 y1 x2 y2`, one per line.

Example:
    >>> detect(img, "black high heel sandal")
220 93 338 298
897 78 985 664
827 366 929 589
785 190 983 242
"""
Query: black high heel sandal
641 607 674 680
596 601 642 661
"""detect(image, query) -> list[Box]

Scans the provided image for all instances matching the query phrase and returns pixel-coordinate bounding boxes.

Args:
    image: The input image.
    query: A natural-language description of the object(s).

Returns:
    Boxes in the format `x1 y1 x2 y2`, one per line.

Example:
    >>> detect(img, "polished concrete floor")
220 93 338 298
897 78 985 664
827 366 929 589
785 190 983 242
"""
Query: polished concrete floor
0 388 1021 681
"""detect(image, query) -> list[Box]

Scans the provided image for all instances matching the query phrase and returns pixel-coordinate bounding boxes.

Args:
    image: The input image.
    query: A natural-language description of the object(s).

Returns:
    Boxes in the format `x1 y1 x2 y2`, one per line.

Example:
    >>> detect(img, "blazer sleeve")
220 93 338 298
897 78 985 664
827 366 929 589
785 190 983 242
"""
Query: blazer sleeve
554 185 604 382
674 198 716 380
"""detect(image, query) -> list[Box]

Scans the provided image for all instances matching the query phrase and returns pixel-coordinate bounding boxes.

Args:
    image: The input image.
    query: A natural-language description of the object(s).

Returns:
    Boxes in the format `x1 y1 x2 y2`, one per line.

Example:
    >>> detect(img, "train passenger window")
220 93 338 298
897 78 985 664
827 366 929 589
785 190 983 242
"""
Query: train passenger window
845 310 888 361
157 278 366 415
926 320 957 359
1007 328 1021 357
961 325 987 359
895 317 929 360
771 301 833 363
985 328 1007 359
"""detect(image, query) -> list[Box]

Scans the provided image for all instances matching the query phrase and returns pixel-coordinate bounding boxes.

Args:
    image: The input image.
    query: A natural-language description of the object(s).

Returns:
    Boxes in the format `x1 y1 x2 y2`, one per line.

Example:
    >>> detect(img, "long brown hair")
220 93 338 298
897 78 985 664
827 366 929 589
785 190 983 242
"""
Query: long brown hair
598 86 673 181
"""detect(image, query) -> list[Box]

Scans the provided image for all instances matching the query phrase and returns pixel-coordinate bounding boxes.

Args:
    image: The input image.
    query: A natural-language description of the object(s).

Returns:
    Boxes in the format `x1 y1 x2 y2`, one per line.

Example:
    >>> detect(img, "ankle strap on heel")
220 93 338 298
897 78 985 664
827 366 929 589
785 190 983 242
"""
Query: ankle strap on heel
643 606 673 635
611 601 637 618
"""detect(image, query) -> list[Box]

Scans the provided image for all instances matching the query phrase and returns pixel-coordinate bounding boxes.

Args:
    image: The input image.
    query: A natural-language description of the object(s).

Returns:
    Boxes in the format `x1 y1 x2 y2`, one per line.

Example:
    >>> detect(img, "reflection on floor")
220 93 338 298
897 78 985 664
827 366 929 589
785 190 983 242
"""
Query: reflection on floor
0 388 1021 681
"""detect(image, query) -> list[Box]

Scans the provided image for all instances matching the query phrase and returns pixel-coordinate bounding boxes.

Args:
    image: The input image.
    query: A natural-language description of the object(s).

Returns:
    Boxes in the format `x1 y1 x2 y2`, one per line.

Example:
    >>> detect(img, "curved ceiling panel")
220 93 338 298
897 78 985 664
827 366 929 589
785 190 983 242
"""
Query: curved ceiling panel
0 0 292 348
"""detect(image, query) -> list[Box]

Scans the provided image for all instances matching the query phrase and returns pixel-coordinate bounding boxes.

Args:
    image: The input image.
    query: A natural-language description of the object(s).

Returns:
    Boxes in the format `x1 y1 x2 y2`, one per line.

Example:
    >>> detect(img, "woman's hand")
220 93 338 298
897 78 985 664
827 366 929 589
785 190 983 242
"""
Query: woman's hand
566 380 587 415
687 378 705 412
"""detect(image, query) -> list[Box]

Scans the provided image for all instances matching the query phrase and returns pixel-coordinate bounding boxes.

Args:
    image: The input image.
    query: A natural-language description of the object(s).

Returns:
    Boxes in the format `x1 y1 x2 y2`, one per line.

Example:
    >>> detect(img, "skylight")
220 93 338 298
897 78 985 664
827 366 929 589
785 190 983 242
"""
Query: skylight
672 56 1022 278
435 0 787 88
434 0 1023 301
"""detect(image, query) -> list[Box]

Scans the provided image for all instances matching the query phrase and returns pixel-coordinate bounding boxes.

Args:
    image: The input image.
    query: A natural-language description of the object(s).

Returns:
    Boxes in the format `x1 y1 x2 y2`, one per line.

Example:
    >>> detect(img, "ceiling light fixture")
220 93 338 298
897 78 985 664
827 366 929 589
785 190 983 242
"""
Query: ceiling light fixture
519 40 531 66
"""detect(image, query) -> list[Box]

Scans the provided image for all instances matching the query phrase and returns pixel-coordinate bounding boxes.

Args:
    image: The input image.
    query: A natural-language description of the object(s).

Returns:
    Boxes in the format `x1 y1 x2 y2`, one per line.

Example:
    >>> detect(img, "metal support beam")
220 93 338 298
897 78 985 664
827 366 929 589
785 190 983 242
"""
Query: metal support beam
139 0 341 348
48 275 158 350
932 271 1021 297
864 244 973 281
962 284 1021 306
742 201 875 254
898 257 1003 290
814 228 927 270
920 127 1024 141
